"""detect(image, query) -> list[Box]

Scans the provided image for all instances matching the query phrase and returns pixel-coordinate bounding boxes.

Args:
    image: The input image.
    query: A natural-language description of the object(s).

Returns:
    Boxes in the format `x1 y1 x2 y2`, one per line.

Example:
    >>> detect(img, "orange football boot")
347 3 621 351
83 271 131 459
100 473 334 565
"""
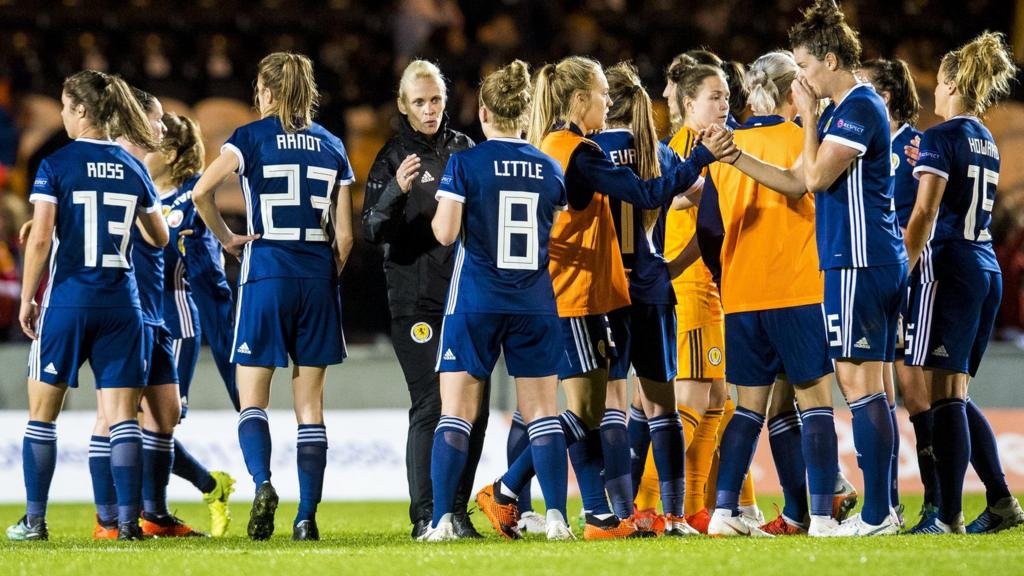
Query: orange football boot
475 481 521 540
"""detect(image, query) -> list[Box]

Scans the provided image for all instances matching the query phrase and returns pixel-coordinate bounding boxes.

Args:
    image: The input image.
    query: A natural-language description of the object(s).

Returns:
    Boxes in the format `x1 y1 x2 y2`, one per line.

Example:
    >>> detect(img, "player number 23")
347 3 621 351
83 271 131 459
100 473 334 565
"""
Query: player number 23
261 164 337 242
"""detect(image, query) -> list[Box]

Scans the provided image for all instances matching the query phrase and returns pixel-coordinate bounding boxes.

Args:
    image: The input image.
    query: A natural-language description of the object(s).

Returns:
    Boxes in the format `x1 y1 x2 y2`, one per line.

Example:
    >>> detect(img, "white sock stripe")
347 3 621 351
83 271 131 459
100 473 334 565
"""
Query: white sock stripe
88 448 111 457
239 409 269 424
628 406 647 422
559 412 586 441
24 431 57 442
25 427 57 438
297 437 329 445
527 422 565 440
600 410 627 427
512 411 525 425
849 392 888 410
436 416 473 435
142 443 175 452
768 416 801 434
733 409 766 426
648 414 683 431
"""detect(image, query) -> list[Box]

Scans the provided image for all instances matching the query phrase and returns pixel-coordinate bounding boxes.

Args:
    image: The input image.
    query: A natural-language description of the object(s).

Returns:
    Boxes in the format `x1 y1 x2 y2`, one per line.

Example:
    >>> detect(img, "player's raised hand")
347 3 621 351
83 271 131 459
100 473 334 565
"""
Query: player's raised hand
396 154 421 193
19 299 38 340
222 231 261 261
791 77 818 118
904 135 921 167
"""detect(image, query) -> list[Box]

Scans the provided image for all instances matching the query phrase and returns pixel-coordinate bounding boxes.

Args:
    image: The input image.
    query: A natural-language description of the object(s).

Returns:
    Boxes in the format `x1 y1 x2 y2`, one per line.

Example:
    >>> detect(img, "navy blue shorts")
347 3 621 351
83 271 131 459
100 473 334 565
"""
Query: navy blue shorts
29 306 145 389
144 324 179 386
172 336 200 404
435 313 562 378
608 305 677 382
725 304 833 386
906 269 1001 377
558 314 617 380
232 277 347 367
823 263 907 361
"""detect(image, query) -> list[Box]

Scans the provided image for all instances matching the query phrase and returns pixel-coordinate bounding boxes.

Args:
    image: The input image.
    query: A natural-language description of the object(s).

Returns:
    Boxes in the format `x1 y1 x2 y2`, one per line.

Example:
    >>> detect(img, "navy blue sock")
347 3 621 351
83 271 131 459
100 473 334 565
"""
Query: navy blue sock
109 420 143 525
506 411 532 512
502 410 586 494
768 410 808 522
569 429 610 515
849 392 894 525
909 409 940 507
714 407 764 514
649 412 686 517
23 421 57 520
599 409 632 519
528 417 568 521
172 439 217 494
238 407 272 486
965 399 1011 507
889 404 900 508
430 416 471 526
142 429 174 517
89 435 117 524
296 424 328 524
932 398 970 524
627 405 650 499
800 407 839 516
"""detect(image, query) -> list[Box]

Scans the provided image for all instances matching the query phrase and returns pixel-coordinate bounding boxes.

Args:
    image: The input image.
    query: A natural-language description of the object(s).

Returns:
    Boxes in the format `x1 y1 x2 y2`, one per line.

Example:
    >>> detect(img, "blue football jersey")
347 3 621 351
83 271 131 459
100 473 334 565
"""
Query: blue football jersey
161 174 205 339
913 116 1001 276
132 216 165 325
29 139 159 308
436 137 566 315
816 84 906 269
591 128 678 305
891 123 923 228
223 117 355 284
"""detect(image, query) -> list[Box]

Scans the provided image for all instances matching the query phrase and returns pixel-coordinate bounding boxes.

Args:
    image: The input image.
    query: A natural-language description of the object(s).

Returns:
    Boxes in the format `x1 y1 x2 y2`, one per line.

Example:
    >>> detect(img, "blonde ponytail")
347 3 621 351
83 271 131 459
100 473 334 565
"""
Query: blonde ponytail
744 51 798 116
942 31 1017 116
526 57 601 147
63 70 157 150
606 62 662 231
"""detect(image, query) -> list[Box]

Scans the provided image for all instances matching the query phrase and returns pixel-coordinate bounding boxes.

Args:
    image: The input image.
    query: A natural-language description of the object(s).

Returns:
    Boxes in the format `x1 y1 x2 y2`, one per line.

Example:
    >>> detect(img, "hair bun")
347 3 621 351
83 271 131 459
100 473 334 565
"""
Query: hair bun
804 0 844 28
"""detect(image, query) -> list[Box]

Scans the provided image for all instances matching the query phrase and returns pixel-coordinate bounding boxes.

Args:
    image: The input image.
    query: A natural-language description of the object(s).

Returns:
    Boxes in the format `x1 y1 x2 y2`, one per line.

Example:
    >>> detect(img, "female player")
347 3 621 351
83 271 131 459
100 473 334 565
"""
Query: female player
862 57 928 528
145 111 237 537
7 70 167 541
904 32 1022 534
593 62 698 536
476 55 728 541
422 60 571 541
699 50 838 537
714 0 906 535
193 52 355 541
638 58 762 531
361 60 486 539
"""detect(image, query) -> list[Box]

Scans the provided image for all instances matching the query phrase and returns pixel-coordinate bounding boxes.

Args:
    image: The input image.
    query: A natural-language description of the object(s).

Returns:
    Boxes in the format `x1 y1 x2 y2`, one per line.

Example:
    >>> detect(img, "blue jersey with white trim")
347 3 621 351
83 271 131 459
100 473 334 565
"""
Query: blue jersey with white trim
223 117 355 284
436 137 566 315
161 174 206 339
591 128 678 305
891 123 923 228
132 213 164 325
913 116 1000 276
29 139 159 308
816 84 906 269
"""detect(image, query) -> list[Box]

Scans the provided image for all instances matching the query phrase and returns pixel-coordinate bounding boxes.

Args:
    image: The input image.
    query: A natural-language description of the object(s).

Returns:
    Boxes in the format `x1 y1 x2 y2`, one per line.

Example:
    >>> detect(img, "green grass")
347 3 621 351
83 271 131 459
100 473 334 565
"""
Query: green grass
0 495 1022 575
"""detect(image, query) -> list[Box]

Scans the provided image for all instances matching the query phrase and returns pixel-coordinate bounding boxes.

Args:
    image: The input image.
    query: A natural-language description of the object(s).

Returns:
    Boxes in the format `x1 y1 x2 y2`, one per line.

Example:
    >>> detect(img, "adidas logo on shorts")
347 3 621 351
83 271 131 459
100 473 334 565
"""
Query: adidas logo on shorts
237 342 252 354
932 345 949 358
420 171 435 184
854 337 871 350
443 349 456 361
43 362 58 375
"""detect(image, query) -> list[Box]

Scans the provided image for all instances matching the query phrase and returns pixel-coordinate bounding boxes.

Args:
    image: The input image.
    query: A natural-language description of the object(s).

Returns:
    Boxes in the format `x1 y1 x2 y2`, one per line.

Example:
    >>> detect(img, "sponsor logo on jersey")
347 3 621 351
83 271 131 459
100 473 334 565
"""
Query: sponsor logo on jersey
835 118 864 135
932 345 949 358
237 342 252 354
854 337 871 350
420 171 435 184
443 349 456 361
707 346 723 366
410 322 433 344
43 362 58 375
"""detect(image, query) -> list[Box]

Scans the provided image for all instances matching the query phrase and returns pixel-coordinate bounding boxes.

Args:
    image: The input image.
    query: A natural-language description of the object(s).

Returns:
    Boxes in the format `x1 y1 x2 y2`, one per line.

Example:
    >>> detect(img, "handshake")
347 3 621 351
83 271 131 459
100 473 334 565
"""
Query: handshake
699 124 742 165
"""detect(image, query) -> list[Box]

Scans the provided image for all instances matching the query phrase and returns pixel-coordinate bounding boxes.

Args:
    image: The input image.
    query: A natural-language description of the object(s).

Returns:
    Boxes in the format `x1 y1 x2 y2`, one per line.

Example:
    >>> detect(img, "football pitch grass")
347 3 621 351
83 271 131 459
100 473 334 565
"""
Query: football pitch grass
1 494 1022 575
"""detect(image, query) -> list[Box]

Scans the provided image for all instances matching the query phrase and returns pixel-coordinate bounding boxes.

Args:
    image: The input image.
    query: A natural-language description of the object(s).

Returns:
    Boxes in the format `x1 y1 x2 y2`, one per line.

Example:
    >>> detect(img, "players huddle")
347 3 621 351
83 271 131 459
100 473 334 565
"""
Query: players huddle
7 0 1022 543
